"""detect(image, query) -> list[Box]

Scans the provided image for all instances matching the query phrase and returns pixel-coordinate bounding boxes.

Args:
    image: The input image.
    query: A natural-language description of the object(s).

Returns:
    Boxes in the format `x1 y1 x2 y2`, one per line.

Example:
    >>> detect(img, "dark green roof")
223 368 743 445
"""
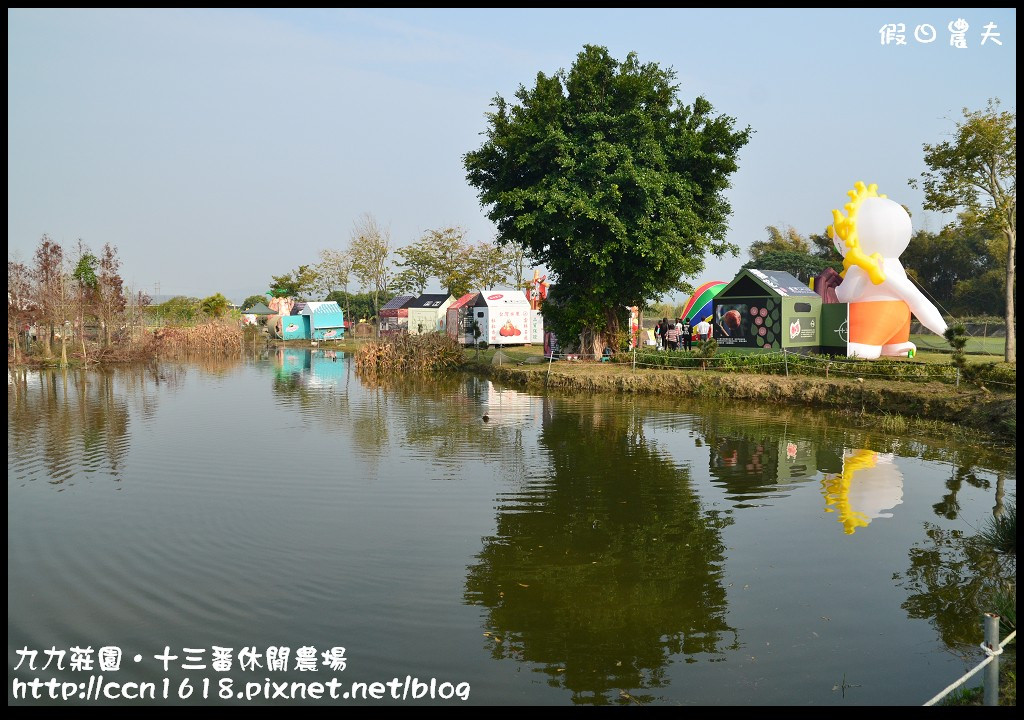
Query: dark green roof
242 302 275 315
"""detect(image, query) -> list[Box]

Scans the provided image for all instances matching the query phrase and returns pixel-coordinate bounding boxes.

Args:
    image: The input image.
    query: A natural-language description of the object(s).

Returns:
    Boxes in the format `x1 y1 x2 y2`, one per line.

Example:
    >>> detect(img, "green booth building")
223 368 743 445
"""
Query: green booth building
712 269 830 354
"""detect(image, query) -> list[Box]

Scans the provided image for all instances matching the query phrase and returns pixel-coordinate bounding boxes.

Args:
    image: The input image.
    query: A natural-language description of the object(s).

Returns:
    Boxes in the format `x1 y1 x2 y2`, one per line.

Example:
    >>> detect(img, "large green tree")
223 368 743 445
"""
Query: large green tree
910 98 1015 362
901 220 1004 317
200 293 230 318
270 264 319 300
393 227 510 298
748 224 810 260
241 294 267 311
741 250 841 283
464 45 750 354
324 290 376 322
744 225 841 282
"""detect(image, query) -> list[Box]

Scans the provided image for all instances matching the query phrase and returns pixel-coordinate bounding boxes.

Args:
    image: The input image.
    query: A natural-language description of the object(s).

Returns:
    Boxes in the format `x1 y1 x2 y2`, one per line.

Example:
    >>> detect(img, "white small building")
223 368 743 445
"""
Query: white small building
406 293 455 335
469 290 542 346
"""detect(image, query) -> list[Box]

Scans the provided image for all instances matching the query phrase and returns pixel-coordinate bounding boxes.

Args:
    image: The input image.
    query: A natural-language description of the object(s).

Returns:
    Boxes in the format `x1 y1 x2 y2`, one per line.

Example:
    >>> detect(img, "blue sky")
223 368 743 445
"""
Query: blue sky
7 8 1016 303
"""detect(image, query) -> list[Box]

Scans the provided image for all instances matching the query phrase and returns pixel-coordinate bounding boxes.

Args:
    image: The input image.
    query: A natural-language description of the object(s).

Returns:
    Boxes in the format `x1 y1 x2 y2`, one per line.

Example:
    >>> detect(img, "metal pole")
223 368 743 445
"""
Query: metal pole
783 349 789 377
984 613 1000 706
632 347 636 372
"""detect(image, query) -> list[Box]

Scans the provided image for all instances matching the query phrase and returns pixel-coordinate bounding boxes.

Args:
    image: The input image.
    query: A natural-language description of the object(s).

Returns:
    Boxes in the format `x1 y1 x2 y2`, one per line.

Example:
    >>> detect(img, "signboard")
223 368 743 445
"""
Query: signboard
714 297 782 349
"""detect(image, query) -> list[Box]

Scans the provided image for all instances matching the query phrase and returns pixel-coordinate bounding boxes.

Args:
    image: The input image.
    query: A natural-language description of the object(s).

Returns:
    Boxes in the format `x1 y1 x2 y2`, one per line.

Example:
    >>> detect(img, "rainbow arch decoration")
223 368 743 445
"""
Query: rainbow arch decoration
681 281 727 324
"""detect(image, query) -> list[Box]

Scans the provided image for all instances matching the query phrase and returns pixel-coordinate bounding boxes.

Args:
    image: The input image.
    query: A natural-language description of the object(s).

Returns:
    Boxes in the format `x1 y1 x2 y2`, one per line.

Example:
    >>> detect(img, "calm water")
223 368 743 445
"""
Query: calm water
7 350 1015 705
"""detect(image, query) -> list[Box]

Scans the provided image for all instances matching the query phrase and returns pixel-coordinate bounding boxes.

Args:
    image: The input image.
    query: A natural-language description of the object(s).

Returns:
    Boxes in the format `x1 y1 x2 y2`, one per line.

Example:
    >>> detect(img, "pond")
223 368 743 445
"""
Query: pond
7 349 1015 705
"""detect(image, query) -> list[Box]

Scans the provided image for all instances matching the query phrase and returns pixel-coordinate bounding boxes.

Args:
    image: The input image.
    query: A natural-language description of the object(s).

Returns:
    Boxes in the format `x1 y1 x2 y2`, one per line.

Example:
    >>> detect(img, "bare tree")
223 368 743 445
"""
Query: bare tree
32 235 64 357
470 241 509 290
349 213 393 316
504 241 529 291
317 247 354 320
96 243 127 347
52 269 78 366
7 260 34 362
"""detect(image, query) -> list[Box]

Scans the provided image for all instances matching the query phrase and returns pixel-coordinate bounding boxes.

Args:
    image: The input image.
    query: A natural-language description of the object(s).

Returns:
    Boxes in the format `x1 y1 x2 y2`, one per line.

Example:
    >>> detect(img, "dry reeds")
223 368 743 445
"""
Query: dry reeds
355 332 465 378
151 321 243 357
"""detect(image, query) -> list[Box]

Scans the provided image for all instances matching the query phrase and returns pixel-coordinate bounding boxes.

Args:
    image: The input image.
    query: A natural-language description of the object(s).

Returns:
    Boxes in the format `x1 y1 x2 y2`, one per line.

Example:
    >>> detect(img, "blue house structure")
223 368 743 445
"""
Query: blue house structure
302 301 345 340
278 301 345 340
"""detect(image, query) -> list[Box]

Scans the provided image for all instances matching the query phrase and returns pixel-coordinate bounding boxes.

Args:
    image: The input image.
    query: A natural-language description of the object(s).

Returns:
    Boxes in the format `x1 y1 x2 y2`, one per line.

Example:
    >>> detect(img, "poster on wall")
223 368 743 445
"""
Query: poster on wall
715 299 782 349
784 315 818 344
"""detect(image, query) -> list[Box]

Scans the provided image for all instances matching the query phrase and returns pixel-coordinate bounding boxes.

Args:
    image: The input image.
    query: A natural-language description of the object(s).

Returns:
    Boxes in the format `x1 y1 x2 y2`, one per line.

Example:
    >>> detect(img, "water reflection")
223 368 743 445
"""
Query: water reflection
9 354 1015 705
8 366 166 486
465 396 736 705
820 450 905 534
692 408 840 509
273 347 346 390
895 520 1015 652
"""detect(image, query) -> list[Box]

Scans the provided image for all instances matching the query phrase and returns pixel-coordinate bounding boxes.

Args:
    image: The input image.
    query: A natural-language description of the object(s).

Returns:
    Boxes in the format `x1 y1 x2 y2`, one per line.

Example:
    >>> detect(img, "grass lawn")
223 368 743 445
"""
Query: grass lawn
911 349 1008 366
464 344 546 365
911 332 1006 357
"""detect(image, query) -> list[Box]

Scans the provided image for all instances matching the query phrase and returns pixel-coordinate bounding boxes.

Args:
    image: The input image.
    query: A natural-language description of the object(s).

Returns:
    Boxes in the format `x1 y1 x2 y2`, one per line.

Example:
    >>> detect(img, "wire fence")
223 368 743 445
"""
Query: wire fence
923 615 1015 706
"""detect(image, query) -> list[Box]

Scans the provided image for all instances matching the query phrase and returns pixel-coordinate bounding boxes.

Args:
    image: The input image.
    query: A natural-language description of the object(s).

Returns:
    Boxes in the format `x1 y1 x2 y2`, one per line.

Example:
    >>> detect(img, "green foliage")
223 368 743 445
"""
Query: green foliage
393 228 511 297
324 290 376 321
696 337 718 370
742 250 841 282
971 362 1017 388
464 44 751 350
241 295 267 311
902 223 1004 317
270 265 319 300
315 248 353 298
151 296 202 325
943 323 976 384
72 253 98 290
610 349 1007 389
808 230 837 259
200 293 230 318
913 99 1016 219
978 499 1016 555
911 98 1015 362
748 225 810 260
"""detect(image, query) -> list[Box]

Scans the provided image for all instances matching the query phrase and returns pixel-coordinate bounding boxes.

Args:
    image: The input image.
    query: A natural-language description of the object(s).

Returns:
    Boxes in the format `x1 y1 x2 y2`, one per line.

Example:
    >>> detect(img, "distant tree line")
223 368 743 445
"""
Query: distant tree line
8 236 139 364
741 217 1007 319
265 215 531 321
8 235 240 365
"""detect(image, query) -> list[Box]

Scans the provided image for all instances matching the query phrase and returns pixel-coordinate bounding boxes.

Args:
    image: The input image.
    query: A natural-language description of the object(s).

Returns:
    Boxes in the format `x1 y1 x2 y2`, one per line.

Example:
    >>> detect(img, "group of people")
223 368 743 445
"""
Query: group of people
654 316 711 351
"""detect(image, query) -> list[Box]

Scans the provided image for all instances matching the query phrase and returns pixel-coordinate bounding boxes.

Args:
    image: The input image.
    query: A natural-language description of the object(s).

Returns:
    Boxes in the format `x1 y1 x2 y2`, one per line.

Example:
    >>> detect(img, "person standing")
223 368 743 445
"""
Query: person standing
680 318 692 351
665 322 679 351
696 317 711 342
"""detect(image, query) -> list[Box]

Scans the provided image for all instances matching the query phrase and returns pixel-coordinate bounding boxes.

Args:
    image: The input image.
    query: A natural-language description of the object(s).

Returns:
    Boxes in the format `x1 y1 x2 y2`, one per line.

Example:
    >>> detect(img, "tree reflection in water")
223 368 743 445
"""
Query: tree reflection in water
465 396 737 705
8 364 184 486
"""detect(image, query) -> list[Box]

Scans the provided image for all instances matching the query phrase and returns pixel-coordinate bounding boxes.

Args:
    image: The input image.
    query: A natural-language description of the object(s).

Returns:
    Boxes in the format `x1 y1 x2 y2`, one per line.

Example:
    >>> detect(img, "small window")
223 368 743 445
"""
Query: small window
794 302 812 313
477 311 484 318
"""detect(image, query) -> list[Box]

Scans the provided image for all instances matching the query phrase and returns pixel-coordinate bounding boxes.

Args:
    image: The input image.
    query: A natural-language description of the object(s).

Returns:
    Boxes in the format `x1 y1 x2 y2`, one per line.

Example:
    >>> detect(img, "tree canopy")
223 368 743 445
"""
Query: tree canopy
748 225 810 260
270 264 319 300
200 293 230 318
241 295 267 311
742 250 841 283
464 45 751 353
910 98 1015 361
